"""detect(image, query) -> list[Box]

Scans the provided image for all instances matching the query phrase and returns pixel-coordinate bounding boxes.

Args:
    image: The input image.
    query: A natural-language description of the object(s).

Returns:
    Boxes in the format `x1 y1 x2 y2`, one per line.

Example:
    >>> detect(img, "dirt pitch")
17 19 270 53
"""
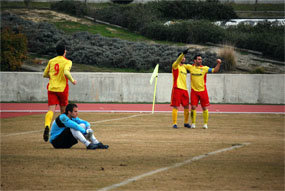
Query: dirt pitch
1 112 284 190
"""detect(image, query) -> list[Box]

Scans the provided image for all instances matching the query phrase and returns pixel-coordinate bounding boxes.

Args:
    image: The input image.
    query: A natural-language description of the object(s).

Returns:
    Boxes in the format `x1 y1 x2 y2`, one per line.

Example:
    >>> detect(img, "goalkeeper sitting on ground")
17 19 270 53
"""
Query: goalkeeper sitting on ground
49 103 109 150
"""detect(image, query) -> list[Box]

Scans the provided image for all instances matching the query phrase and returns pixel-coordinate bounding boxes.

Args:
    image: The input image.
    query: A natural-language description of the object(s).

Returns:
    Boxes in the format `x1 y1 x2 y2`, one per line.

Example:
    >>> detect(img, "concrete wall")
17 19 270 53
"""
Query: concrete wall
0 72 284 104
5 0 284 4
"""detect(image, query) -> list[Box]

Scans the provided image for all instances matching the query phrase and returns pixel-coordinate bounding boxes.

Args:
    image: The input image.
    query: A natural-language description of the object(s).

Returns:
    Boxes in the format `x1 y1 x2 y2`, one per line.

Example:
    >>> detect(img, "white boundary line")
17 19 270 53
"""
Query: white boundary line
97 143 251 191
1 110 284 114
2 114 148 137
90 114 150 124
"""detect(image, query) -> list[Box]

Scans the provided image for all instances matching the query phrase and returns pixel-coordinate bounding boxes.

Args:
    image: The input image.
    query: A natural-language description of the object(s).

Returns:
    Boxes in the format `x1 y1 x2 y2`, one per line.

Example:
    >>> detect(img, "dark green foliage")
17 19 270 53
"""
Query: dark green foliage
111 0 134 4
1 27 28 71
142 20 225 44
1 13 221 73
226 22 284 61
50 0 87 17
148 1 237 20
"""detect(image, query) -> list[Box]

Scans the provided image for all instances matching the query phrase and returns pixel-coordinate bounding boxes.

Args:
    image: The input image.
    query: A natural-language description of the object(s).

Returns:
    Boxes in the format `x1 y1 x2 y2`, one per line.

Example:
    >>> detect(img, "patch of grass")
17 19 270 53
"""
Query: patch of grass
1 1 51 9
53 21 148 41
230 3 285 11
52 21 184 46
250 67 266 74
237 11 284 19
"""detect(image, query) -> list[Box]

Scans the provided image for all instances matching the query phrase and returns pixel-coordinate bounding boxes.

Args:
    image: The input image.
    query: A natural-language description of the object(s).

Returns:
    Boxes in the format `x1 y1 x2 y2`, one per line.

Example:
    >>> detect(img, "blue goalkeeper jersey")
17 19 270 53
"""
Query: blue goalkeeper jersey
49 114 90 143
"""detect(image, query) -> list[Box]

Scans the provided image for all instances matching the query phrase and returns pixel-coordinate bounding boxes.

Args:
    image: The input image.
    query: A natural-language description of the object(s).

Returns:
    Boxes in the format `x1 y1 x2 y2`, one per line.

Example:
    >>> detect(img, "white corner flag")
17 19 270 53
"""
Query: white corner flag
150 64 159 114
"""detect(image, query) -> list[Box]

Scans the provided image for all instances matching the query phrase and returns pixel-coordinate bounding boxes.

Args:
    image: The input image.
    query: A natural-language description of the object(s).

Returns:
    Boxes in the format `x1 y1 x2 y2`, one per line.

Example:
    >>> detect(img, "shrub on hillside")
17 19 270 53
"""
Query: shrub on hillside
1 27 28 71
218 44 236 71
142 20 226 44
1 13 221 73
226 22 284 61
148 1 237 20
111 0 134 4
51 0 87 17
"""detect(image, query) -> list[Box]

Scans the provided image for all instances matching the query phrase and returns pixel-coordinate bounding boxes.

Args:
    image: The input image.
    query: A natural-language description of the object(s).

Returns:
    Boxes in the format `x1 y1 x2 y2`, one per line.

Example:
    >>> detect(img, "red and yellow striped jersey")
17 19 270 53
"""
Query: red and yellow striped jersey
172 53 190 90
186 65 213 92
43 56 74 92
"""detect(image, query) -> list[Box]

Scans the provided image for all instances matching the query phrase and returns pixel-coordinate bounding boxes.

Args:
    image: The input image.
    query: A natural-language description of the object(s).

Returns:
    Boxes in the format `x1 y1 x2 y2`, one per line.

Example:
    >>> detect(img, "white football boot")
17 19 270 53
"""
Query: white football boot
203 124 208 129
191 123 196 129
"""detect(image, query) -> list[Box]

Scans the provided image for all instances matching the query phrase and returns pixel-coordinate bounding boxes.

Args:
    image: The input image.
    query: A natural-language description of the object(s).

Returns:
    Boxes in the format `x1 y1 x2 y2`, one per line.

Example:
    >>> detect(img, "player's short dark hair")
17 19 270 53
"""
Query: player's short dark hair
65 103 78 115
193 54 202 60
56 44 66 56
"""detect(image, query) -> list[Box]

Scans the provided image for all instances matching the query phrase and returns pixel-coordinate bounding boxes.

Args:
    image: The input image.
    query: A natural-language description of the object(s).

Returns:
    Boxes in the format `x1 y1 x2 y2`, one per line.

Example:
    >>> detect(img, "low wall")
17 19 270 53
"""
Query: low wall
6 0 285 4
0 72 284 104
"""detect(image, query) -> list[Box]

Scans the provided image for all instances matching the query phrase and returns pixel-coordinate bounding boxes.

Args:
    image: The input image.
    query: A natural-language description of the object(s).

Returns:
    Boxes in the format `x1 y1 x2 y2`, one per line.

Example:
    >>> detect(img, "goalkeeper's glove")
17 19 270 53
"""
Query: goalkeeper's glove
183 48 189 55
86 129 94 139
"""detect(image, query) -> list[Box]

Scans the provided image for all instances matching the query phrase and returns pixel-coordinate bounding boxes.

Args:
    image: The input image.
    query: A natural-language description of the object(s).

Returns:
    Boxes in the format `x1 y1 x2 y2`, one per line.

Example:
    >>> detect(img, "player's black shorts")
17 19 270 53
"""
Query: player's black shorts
51 128 78 149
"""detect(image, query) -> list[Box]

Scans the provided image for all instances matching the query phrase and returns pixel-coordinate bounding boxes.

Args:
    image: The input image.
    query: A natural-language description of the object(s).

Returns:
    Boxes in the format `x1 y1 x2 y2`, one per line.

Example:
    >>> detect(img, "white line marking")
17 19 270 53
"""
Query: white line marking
2 114 148 137
2 130 42 137
97 143 251 191
90 114 150 124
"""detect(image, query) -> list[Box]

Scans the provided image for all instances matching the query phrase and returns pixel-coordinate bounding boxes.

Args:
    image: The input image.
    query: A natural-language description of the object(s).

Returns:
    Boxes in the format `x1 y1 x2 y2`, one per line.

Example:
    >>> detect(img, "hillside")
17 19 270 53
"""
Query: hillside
3 9 284 74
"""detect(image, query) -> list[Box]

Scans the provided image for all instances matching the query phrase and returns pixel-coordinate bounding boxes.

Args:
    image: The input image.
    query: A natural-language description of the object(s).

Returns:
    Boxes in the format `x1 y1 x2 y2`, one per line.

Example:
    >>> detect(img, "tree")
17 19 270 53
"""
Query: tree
1 27 28 71
24 0 32 9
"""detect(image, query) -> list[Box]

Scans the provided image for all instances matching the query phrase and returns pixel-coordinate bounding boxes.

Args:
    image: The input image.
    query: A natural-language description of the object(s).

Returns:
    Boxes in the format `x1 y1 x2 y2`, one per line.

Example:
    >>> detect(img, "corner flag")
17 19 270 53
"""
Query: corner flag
150 64 159 114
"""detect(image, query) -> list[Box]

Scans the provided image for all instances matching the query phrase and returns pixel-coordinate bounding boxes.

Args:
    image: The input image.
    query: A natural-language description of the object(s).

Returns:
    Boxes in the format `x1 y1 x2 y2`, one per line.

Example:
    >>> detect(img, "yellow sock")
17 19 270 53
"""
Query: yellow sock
172 108 178 125
191 109 196 124
45 110 54 129
203 109 209 125
184 108 189 124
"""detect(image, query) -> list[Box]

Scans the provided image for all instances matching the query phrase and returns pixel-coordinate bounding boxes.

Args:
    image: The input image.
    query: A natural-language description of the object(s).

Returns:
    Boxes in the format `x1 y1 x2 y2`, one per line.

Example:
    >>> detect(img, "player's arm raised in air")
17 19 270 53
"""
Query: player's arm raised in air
213 59 222 73
172 48 189 69
64 61 77 85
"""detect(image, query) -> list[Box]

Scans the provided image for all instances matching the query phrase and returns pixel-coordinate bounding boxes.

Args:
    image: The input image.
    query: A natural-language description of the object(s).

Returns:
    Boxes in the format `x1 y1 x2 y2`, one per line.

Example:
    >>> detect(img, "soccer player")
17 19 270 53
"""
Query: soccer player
187 55 221 129
49 103 109 150
43 44 77 142
171 48 191 129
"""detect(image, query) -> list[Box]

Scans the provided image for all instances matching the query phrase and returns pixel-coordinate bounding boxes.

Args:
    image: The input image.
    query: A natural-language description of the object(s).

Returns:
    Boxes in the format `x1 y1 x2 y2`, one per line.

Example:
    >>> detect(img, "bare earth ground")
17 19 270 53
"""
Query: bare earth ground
1 112 284 190
4 9 285 74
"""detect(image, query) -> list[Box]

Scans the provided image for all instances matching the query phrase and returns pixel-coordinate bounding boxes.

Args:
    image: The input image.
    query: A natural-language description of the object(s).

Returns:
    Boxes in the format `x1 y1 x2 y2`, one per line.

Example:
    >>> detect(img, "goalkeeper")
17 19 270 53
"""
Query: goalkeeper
170 48 191 129
49 103 109 150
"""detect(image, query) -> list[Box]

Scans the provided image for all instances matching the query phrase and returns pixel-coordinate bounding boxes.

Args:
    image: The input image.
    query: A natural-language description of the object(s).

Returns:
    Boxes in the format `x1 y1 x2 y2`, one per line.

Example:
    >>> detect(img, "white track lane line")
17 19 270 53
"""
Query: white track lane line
90 113 151 124
2 114 149 137
97 143 251 191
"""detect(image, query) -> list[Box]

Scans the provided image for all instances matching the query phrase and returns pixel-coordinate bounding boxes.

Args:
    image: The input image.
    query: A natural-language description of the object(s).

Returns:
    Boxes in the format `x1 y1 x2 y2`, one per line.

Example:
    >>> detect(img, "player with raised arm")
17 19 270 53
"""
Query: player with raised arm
187 55 221 129
171 48 191 129
43 44 77 142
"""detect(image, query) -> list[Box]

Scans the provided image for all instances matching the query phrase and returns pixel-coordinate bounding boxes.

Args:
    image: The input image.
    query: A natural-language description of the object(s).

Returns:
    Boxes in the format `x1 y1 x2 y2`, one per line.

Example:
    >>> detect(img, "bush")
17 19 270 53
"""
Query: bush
1 27 28 71
50 0 87 17
143 20 226 44
149 1 237 20
226 22 284 61
0 13 222 73
218 44 236 71
111 0 134 4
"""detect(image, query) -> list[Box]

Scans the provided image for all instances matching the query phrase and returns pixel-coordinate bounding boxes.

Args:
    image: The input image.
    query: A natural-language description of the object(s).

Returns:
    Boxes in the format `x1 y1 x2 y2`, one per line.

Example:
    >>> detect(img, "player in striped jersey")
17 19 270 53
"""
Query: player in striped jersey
171 48 191 129
187 55 221 129
43 44 77 142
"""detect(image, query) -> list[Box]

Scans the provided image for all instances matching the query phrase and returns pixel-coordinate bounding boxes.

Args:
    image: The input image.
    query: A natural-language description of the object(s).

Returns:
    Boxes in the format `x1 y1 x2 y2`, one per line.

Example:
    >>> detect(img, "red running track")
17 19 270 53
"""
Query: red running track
1 103 284 118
